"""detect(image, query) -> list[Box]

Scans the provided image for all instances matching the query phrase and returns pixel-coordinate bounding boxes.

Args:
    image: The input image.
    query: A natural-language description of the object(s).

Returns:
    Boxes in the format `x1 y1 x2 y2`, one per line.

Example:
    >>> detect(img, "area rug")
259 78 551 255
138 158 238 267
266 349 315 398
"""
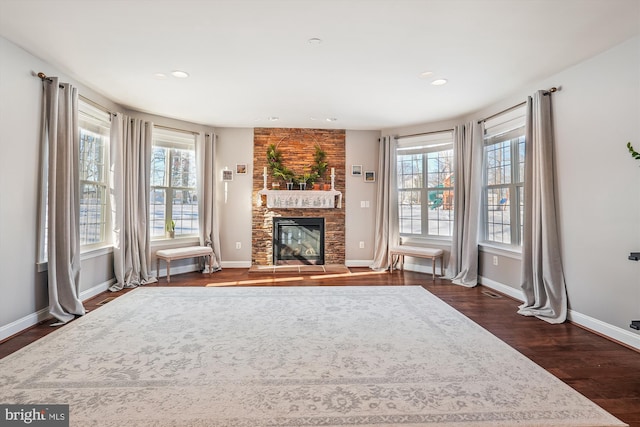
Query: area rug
0 286 626 427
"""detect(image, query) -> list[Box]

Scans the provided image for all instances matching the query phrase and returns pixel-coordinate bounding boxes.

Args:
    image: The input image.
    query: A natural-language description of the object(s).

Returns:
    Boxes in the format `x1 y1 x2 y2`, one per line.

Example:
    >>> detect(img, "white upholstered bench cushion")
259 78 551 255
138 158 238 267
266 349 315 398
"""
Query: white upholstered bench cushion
389 245 444 279
156 246 213 259
156 246 214 283
389 246 443 258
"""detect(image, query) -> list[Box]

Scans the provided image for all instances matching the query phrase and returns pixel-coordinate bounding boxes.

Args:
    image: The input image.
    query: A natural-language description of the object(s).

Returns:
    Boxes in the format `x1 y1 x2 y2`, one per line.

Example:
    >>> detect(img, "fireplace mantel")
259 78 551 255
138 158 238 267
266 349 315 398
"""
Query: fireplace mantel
257 189 342 209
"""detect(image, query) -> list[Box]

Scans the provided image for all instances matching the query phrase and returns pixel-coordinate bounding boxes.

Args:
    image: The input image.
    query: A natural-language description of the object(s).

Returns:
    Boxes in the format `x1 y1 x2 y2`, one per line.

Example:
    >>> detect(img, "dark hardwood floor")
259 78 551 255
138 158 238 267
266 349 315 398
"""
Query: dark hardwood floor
2 268 639 426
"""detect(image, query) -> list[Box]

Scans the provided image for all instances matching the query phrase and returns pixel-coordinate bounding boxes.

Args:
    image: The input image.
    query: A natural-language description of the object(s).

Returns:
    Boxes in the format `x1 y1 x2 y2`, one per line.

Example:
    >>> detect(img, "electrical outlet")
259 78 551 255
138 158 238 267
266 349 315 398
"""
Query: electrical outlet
235 242 241 249
492 256 498 266
359 241 365 249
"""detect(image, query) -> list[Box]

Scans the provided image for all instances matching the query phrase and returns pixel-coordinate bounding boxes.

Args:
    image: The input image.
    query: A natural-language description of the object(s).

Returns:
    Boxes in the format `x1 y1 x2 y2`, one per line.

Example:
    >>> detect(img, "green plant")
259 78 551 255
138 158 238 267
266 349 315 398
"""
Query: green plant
266 144 295 182
300 171 319 187
311 145 328 180
627 142 640 161
166 220 175 232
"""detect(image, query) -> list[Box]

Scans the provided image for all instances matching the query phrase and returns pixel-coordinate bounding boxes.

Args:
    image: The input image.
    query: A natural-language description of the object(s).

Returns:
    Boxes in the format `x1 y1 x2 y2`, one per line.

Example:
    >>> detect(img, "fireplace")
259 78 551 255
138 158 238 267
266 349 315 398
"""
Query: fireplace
273 217 324 265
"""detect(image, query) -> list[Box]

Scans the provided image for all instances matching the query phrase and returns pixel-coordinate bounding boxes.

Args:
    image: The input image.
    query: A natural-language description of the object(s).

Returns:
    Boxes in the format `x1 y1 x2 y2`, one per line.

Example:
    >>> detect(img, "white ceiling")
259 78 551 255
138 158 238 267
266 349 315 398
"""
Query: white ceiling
1 0 639 130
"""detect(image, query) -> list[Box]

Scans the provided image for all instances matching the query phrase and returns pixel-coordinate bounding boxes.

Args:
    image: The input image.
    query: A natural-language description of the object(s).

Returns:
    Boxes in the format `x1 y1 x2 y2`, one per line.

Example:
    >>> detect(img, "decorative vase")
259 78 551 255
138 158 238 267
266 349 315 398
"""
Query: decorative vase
298 182 306 190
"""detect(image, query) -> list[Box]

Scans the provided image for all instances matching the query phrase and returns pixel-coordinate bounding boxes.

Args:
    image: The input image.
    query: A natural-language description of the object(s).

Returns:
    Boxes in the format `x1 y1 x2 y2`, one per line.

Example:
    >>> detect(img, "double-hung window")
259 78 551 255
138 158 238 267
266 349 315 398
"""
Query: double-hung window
397 131 454 239
78 100 111 249
482 106 526 247
150 128 199 239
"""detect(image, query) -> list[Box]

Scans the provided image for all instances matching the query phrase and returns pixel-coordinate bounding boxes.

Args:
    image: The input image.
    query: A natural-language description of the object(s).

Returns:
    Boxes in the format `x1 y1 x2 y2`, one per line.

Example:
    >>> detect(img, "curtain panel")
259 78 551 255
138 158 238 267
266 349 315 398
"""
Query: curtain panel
518 91 568 324
196 132 222 271
109 114 157 291
370 135 399 270
41 77 85 324
446 121 483 287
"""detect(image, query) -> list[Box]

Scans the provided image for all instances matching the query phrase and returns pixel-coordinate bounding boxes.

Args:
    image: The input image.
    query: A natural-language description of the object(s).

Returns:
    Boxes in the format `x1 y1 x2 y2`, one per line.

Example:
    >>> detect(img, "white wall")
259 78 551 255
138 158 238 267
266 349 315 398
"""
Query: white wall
386 36 640 344
0 37 120 338
212 128 382 267
345 130 380 265
215 127 254 267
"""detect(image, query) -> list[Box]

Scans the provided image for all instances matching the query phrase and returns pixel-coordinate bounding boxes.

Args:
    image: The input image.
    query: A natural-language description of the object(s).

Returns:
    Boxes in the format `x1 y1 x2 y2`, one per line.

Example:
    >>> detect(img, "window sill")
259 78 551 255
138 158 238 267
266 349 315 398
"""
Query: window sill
479 243 522 260
37 244 115 272
151 236 200 250
400 236 451 248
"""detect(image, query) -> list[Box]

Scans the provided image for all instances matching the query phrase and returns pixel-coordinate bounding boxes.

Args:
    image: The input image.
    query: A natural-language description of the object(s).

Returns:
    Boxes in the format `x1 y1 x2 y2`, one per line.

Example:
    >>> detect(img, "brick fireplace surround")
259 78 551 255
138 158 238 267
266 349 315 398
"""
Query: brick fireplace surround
252 128 346 266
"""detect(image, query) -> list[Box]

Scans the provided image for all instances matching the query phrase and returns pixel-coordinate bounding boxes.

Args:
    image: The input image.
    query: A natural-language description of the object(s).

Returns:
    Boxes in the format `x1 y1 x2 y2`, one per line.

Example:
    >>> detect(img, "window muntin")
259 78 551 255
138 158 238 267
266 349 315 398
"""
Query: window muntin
78 101 111 249
150 128 198 239
482 107 525 247
397 132 454 239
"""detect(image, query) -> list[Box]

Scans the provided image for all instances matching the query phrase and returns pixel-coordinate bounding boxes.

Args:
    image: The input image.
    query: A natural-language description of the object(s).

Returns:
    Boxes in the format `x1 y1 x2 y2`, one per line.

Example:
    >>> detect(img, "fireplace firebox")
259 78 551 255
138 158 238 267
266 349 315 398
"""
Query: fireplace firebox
273 217 324 265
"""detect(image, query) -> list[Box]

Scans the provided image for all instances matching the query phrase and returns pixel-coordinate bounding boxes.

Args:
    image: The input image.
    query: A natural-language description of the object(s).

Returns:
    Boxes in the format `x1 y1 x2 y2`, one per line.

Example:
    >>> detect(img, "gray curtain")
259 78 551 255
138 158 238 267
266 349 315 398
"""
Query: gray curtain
518 91 567 323
109 114 157 291
370 135 399 270
41 77 85 324
446 121 483 287
196 132 222 272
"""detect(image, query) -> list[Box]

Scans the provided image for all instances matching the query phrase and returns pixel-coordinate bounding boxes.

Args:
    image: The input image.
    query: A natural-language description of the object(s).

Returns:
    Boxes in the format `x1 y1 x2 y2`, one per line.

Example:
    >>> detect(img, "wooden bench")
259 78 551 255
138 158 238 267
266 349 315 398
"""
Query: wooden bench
156 246 214 283
389 245 444 280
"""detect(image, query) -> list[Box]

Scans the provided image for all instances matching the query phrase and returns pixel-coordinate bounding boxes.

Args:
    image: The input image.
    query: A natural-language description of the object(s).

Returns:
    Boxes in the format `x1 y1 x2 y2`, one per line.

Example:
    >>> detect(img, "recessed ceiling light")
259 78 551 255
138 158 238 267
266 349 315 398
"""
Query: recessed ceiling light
268 116 280 121
310 117 317 121
171 70 190 79
308 37 322 45
326 117 337 122
153 73 167 80
419 71 434 78
431 79 448 86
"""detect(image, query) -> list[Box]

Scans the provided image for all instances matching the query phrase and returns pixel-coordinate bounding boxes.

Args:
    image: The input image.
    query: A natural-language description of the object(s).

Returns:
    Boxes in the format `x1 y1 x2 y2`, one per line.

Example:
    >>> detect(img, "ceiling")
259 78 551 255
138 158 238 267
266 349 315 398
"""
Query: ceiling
1 0 638 130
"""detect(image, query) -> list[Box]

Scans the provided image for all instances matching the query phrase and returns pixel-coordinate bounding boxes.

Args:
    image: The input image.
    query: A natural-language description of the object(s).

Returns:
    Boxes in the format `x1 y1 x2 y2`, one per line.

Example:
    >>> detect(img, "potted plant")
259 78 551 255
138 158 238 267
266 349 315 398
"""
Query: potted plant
311 146 328 185
166 220 175 238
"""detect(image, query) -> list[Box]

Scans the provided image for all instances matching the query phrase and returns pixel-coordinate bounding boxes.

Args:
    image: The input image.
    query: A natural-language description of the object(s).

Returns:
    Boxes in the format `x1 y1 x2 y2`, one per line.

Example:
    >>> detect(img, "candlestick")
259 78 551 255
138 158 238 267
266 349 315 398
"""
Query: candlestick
331 167 335 176
263 166 267 189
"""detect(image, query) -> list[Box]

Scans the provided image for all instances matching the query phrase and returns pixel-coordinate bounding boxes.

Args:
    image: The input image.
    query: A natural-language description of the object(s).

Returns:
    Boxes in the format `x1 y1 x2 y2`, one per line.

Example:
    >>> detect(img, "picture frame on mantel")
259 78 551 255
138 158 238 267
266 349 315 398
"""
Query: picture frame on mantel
351 165 362 176
222 169 233 181
236 164 247 174
364 171 376 182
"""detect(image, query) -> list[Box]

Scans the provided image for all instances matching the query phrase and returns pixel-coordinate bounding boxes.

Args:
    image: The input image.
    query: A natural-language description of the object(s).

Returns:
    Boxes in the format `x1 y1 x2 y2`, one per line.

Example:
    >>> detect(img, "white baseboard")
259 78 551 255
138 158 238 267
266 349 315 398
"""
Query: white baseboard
0 307 51 342
478 276 525 301
345 260 373 267
568 310 640 351
221 261 252 269
80 279 114 301
478 275 640 351
399 261 443 276
0 278 116 342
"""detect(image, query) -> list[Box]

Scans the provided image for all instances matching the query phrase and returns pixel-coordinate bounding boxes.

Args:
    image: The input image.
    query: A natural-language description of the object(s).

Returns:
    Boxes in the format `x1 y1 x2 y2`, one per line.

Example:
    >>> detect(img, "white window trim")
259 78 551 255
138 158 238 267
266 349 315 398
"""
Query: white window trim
397 130 455 241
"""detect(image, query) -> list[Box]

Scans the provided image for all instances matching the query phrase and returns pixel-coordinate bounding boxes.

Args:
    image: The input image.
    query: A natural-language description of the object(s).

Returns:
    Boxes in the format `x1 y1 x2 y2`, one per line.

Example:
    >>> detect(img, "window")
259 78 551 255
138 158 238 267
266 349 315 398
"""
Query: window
150 128 198 239
482 106 526 247
78 100 111 248
397 131 454 239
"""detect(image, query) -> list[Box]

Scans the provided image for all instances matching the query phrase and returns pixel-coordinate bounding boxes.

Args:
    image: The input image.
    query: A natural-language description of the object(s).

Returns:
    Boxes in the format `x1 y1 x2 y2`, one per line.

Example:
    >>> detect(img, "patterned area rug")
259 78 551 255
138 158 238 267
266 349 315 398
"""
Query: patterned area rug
0 287 626 426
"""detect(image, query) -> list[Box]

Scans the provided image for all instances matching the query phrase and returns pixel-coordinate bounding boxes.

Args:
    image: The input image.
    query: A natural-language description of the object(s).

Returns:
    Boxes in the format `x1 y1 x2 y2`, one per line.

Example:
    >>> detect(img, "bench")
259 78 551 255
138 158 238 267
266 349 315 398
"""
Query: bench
389 245 444 280
156 246 214 283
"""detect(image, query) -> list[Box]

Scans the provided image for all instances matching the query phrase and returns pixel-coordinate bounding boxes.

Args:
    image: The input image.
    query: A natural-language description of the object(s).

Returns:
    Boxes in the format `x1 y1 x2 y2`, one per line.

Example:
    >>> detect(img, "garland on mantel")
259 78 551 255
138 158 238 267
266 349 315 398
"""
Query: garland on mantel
266 143 328 186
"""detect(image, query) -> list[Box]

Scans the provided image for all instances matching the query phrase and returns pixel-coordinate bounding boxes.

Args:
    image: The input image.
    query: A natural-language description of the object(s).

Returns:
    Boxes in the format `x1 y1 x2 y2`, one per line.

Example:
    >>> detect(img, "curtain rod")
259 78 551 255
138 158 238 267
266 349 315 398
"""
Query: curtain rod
396 128 454 140
37 72 114 114
154 124 200 136
478 87 558 124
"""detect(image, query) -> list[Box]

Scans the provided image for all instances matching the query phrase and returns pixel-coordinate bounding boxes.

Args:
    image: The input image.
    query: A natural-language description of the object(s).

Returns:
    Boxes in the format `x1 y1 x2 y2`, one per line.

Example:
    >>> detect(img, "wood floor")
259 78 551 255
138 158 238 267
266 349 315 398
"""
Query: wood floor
2 267 639 426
